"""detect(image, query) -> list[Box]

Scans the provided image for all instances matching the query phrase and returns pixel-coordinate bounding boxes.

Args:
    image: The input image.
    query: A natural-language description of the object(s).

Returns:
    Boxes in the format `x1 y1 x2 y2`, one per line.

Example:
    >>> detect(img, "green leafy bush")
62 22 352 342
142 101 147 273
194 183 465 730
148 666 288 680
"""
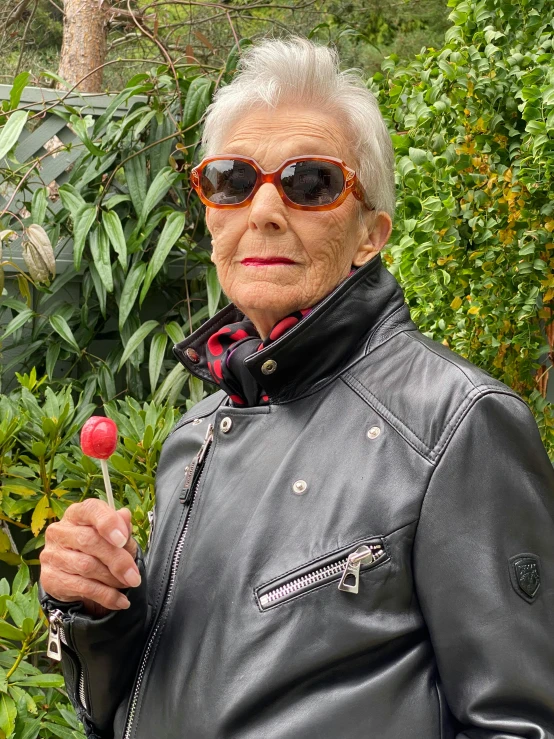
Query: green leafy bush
373 0 554 455
0 370 178 736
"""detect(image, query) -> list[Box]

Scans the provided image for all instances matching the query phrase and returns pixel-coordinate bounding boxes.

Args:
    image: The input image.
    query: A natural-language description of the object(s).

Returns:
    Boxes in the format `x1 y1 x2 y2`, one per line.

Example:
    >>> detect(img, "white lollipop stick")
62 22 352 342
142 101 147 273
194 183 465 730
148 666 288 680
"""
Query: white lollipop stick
100 458 116 510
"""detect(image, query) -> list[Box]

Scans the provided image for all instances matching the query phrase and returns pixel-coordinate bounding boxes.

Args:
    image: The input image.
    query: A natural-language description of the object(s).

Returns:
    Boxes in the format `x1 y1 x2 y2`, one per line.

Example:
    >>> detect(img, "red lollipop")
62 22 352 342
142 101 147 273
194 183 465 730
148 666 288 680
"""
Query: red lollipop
81 416 118 508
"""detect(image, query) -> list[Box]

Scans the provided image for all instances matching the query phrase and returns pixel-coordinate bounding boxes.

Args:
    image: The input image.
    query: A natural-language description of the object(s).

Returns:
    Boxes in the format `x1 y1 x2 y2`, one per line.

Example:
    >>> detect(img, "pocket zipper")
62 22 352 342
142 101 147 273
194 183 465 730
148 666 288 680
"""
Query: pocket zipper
47 609 87 710
258 540 388 610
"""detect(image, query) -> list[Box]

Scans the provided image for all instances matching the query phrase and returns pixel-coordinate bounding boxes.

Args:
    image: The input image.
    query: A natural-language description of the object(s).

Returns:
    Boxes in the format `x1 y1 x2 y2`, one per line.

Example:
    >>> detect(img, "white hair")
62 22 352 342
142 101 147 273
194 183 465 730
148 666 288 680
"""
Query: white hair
201 36 396 218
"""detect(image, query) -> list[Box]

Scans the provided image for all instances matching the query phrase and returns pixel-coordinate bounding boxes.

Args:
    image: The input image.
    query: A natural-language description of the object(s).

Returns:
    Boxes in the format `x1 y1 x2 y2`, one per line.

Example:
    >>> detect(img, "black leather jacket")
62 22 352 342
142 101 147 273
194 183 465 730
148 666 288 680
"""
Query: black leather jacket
41 255 554 739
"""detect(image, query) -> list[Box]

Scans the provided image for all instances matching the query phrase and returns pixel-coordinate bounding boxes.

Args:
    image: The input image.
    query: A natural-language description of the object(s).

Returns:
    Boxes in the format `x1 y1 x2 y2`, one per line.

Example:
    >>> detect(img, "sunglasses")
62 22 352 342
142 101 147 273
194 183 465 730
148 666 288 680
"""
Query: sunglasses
190 155 373 212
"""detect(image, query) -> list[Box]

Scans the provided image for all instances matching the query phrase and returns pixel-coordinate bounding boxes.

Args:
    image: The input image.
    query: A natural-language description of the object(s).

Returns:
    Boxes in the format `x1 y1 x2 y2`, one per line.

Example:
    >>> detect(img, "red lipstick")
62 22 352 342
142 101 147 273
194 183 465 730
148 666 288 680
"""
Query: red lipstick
241 257 296 266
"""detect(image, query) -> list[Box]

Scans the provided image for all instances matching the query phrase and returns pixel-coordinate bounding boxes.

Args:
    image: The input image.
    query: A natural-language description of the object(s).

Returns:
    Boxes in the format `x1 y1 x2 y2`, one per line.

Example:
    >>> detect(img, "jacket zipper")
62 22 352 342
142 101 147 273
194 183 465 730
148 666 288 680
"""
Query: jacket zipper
123 423 214 739
47 609 88 710
258 540 387 610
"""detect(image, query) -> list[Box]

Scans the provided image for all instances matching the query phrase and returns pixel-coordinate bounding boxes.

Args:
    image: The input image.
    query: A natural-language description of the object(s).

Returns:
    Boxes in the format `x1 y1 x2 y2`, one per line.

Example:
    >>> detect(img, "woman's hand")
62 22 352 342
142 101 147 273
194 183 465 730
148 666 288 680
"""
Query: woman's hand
40 499 141 615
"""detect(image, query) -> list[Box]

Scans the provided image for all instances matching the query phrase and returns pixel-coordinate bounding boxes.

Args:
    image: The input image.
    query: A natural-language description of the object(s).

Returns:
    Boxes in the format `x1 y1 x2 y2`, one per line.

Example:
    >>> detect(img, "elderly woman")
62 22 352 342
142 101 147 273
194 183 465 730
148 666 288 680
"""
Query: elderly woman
39 37 554 739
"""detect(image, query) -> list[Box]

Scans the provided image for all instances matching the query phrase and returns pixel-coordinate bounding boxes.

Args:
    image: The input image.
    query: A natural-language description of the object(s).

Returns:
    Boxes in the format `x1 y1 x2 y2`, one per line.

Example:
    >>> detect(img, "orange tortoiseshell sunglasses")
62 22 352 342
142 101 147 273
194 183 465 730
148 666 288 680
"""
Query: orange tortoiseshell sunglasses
190 154 373 212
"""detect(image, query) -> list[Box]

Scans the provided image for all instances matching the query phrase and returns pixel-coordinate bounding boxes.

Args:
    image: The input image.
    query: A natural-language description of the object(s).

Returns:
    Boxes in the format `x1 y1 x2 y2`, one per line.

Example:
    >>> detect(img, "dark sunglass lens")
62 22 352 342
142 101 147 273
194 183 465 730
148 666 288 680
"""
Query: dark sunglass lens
281 160 344 206
200 160 257 204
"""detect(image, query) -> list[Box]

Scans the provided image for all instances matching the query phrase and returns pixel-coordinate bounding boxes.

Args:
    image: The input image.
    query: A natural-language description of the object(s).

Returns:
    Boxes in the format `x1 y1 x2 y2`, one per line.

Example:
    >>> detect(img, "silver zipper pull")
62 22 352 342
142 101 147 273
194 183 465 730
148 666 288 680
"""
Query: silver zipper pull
47 609 65 661
338 545 374 594
197 424 214 465
180 424 214 504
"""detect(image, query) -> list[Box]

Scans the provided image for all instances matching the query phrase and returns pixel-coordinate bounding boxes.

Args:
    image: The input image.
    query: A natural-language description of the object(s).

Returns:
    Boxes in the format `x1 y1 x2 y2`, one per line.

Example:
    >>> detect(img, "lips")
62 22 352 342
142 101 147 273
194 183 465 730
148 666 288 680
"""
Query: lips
241 257 296 266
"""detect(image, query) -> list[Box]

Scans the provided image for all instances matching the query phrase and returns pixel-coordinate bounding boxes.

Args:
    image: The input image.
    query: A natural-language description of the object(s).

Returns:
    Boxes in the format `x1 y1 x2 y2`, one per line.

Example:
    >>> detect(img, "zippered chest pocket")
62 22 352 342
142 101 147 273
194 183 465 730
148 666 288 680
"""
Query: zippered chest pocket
255 537 390 611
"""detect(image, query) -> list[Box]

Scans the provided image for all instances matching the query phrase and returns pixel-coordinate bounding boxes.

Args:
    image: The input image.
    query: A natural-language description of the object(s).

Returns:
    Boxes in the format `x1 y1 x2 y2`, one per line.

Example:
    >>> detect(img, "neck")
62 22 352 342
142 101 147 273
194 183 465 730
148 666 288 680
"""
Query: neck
245 310 284 340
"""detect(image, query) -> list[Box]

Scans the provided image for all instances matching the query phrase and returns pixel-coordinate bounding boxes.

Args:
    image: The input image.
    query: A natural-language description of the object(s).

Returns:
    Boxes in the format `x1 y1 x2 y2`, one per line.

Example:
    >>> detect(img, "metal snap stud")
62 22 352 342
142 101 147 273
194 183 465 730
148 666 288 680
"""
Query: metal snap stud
292 480 308 495
367 426 381 439
220 417 233 433
185 347 200 363
192 418 202 425
261 359 277 375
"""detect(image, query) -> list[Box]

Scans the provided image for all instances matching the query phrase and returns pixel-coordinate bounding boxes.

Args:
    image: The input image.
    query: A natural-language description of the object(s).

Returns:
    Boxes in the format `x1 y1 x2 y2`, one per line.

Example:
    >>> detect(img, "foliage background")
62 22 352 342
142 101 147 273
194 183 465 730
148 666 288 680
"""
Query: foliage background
0 0 552 735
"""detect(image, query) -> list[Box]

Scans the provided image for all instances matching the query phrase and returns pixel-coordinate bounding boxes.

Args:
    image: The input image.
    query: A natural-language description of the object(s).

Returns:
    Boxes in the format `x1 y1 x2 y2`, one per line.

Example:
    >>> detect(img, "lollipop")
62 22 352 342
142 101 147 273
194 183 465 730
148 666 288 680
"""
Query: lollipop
81 416 118 509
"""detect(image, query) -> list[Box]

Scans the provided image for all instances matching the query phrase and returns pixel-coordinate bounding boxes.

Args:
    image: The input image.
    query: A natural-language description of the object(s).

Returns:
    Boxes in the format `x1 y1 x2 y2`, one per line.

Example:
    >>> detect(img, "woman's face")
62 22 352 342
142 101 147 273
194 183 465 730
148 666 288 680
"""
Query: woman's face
205 106 391 337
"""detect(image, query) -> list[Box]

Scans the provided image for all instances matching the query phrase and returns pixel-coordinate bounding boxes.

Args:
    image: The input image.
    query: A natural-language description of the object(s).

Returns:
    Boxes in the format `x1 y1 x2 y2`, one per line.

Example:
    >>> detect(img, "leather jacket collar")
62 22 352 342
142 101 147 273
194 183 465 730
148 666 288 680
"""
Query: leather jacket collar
173 254 416 402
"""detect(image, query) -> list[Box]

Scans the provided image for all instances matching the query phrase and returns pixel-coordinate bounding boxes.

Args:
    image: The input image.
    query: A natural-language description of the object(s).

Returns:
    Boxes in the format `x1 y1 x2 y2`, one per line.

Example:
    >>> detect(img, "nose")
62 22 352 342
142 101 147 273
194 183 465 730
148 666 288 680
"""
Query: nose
247 183 288 233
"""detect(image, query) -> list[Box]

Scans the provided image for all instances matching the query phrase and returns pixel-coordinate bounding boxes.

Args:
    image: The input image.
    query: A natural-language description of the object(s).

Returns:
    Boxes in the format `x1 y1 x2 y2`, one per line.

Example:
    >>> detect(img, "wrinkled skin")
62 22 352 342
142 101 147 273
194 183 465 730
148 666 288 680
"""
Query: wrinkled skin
40 500 139 616
206 105 393 337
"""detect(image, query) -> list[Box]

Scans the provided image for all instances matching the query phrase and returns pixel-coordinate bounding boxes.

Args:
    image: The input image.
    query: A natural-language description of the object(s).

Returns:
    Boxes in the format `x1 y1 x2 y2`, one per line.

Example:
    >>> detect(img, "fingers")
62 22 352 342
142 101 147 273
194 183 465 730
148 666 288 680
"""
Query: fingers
44 547 127 590
41 570 130 611
64 499 129 548
45 522 140 587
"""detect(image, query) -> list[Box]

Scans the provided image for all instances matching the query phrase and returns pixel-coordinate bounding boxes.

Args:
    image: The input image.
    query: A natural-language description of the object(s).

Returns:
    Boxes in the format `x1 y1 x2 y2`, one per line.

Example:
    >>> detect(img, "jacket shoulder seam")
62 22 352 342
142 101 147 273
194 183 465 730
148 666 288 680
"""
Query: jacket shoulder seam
342 371 517 464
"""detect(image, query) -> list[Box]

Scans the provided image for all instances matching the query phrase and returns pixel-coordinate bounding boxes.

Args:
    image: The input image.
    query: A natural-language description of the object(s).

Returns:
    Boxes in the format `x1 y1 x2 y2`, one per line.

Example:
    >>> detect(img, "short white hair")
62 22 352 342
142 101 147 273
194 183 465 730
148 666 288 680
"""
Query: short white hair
201 36 396 218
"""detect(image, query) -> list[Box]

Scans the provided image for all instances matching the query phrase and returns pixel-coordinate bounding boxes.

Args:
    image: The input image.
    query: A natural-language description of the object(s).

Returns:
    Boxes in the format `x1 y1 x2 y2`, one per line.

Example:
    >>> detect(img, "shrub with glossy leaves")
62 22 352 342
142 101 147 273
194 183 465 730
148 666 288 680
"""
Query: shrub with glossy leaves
372 0 554 456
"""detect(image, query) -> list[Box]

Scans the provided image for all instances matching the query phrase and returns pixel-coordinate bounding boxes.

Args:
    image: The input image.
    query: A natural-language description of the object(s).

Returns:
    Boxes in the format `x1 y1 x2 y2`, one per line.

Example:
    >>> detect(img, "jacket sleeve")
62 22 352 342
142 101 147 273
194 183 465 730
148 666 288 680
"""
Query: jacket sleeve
40 543 149 739
413 390 554 738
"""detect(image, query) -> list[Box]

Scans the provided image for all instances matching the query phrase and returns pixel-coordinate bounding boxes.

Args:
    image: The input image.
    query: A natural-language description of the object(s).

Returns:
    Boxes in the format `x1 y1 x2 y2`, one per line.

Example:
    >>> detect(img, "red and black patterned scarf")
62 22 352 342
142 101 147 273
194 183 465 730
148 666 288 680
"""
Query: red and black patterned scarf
206 307 312 406
206 269 356 407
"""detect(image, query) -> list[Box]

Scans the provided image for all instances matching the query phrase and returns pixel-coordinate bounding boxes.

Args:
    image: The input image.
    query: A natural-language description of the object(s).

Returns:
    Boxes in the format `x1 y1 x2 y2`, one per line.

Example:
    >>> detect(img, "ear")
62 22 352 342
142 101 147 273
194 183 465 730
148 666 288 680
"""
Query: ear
352 211 393 267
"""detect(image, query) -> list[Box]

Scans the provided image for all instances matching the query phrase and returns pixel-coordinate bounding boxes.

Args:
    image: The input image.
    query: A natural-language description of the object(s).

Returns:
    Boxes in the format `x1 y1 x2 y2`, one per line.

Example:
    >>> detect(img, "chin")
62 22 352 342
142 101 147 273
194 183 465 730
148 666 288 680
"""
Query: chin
233 282 302 317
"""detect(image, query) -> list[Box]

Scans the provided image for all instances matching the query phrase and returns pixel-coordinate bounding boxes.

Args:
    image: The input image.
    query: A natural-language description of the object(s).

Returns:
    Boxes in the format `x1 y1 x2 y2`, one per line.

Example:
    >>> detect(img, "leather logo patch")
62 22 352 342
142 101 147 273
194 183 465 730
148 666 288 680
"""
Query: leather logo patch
509 553 541 603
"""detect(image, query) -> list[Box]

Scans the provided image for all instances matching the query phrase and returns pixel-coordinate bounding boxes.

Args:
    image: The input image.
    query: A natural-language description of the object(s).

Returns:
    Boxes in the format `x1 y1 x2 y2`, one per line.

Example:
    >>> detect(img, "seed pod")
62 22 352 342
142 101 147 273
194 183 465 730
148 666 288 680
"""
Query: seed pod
23 224 56 283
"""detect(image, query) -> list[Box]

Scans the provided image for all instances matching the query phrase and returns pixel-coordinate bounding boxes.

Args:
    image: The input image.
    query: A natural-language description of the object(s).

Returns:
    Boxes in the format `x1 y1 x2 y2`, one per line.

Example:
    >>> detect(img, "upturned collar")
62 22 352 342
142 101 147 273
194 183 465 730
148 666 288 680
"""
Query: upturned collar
173 254 416 403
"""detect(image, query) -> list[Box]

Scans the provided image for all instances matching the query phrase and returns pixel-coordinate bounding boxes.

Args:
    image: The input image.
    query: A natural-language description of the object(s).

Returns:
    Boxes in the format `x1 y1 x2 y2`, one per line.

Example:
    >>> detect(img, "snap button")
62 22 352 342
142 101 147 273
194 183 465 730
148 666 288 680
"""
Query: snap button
185 347 200 363
292 480 308 495
367 426 381 439
220 417 233 433
192 418 202 425
261 359 277 375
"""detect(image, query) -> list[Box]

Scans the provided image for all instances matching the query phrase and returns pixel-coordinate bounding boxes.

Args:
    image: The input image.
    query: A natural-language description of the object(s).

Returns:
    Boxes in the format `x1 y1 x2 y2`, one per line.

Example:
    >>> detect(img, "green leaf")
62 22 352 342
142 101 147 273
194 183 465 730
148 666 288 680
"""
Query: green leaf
139 167 180 227
58 184 86 217
12 563 29 595
0 621 24 642
1 309 34 340
14 716 41 739
30 188 47 225
13 674 65 688
0 111 28 160
183 77 213 129
0 693 16 737
148 332 168 392
89 260 106 317
69 114 105 157
153 363 187 404
45 342 61 379
118 262 146 330
104 194 131 210
9 72 30 109
206 266 221 318
124 152 147 218
89 225 113 293
102 210 127 269
118 320 158 370
73 204 96 271
140 211 186 305
49 315 80 354
5 602 24 629
164 321 185 344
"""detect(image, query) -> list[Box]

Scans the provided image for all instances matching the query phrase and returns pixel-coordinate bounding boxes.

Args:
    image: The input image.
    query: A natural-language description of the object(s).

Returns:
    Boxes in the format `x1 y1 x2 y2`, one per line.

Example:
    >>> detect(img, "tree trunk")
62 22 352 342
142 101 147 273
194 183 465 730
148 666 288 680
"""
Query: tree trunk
58 0 107 92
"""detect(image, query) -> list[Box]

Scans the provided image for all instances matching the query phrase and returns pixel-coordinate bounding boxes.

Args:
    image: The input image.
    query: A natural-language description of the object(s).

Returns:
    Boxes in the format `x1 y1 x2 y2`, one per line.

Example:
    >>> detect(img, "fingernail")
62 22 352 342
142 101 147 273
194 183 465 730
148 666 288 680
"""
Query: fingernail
110 530 127 548
116 595 130 609
125 568 141 587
